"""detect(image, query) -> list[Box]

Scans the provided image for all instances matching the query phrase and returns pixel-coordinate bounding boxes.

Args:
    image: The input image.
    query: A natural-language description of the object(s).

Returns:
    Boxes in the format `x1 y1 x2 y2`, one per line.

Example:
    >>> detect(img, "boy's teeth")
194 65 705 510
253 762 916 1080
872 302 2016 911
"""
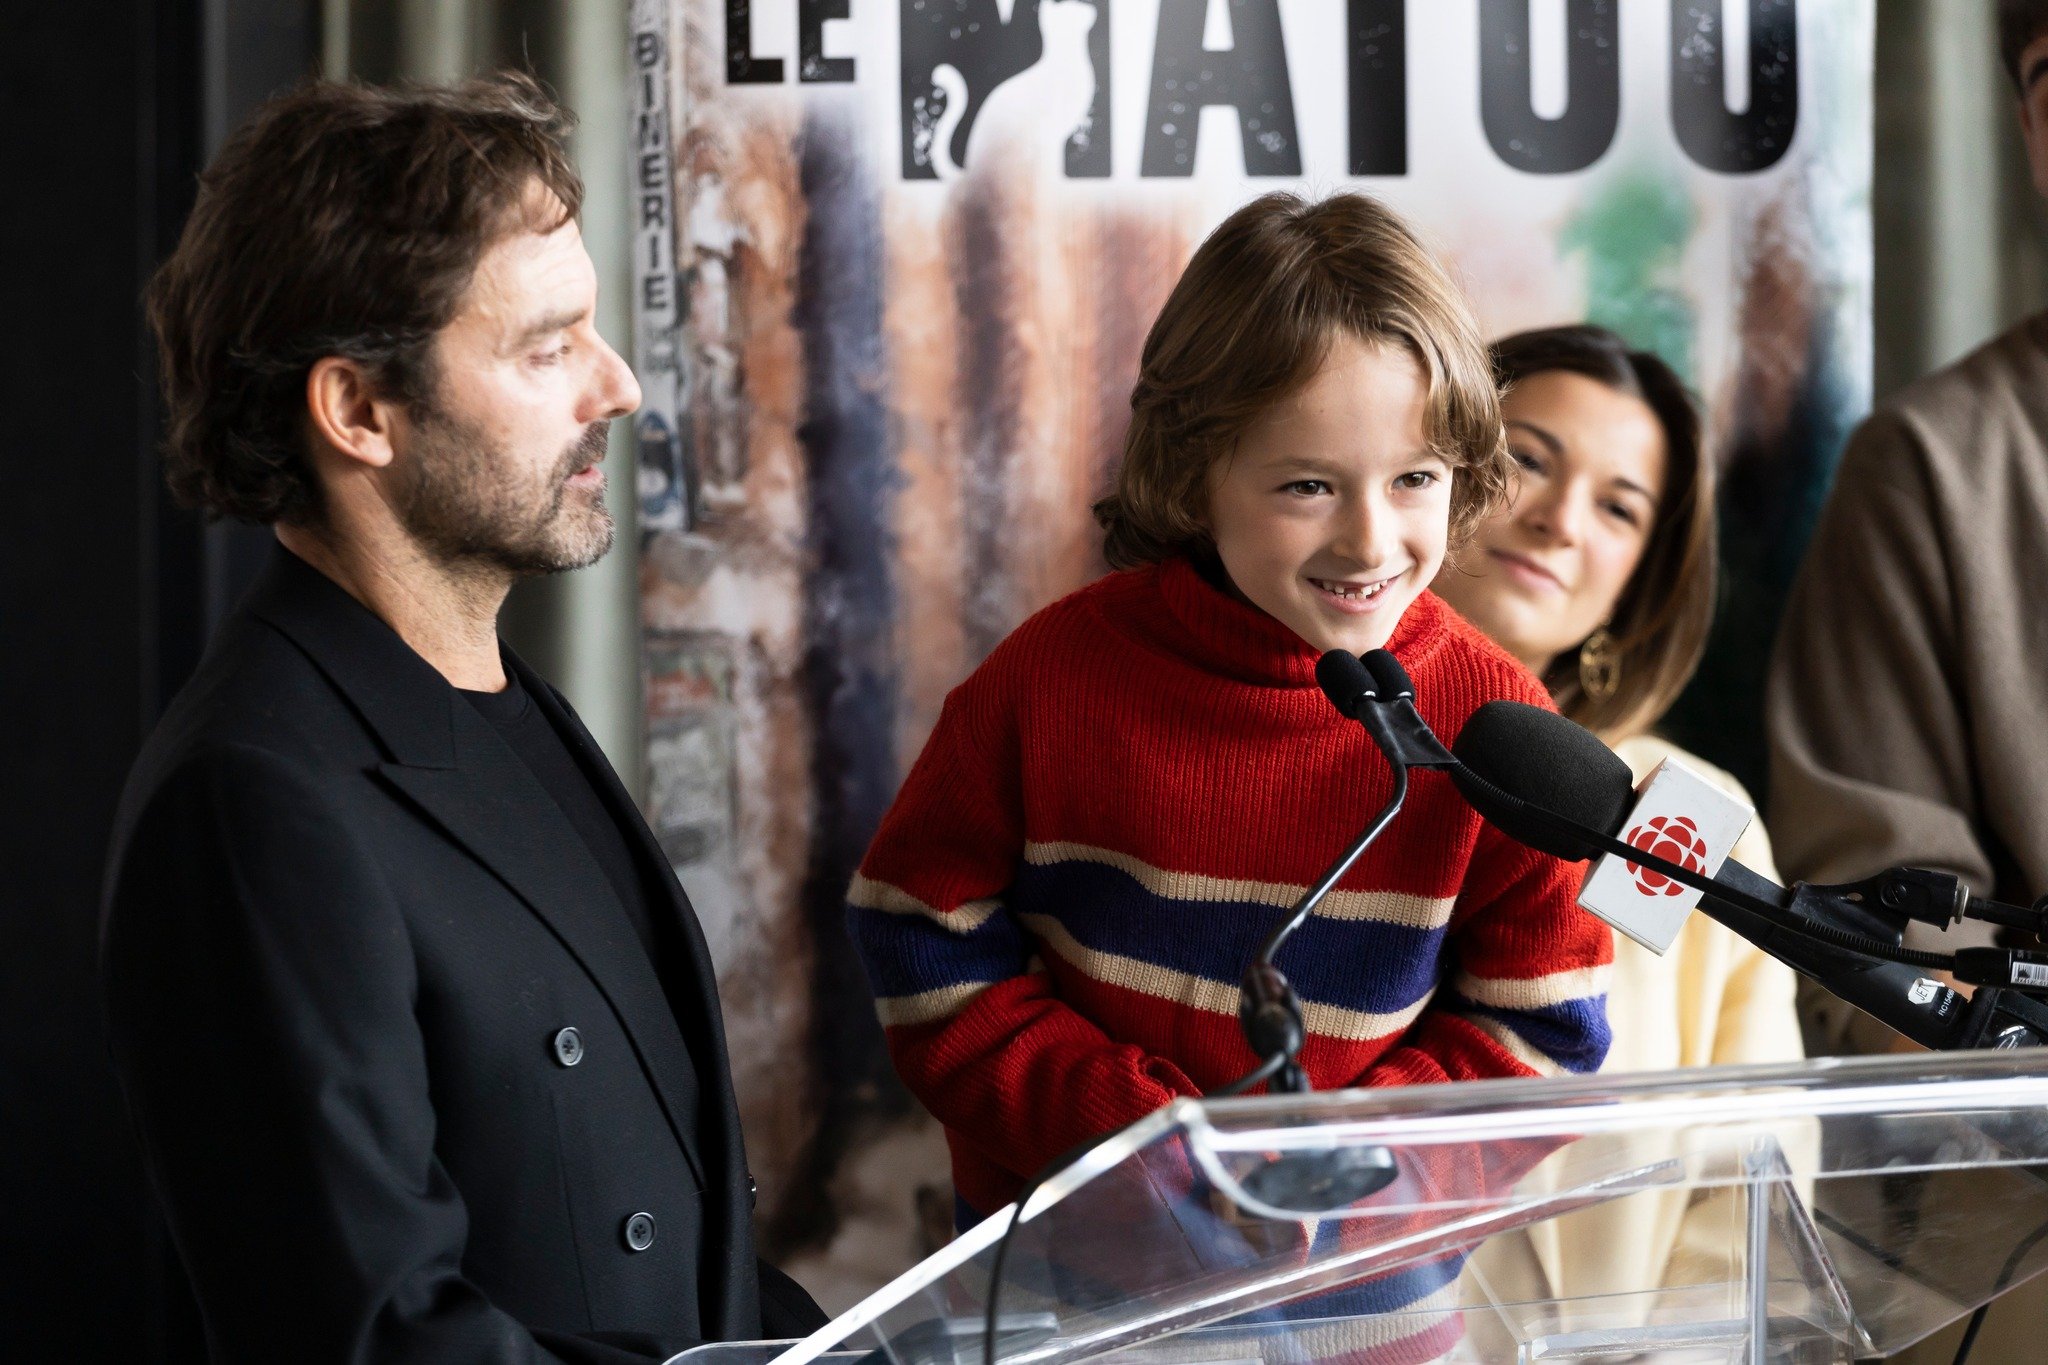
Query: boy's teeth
1316 577 1385 599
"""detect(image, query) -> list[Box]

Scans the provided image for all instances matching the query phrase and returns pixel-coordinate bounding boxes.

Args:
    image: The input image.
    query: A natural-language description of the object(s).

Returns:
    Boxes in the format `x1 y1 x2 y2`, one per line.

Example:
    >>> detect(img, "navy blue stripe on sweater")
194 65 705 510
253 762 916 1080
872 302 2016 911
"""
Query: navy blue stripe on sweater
1448 993 1612 1074
1010 856 1447 1015
1235 1248 1466 1323
845 900 1028 1000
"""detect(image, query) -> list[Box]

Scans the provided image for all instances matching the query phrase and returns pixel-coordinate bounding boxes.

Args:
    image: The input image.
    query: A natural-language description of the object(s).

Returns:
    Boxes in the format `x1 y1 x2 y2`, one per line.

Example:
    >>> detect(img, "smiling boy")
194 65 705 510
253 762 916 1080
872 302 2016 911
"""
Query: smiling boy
844 193 1614 1252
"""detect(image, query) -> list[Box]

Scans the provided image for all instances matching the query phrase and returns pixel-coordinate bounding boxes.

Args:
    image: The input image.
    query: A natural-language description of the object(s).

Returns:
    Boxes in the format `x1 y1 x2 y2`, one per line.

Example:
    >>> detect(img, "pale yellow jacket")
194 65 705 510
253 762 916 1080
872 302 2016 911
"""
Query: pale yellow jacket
1463 734 1805 1318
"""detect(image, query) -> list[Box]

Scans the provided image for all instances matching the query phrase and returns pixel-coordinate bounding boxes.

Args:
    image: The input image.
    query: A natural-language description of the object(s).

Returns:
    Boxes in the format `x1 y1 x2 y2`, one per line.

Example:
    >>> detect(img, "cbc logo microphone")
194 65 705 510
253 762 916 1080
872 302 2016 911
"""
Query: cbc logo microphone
1623 815 1708 898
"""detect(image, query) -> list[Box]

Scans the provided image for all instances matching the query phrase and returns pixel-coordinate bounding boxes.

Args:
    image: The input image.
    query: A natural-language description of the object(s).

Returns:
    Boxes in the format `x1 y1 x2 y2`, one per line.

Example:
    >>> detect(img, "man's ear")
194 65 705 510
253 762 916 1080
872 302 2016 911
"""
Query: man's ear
2014 84 2048 201
306 357 401 470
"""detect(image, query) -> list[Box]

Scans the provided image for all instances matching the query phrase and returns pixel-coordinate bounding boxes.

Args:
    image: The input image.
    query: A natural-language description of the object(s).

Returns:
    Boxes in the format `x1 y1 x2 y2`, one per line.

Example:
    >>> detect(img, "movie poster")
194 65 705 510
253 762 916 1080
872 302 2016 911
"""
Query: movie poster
627 0 1871 1302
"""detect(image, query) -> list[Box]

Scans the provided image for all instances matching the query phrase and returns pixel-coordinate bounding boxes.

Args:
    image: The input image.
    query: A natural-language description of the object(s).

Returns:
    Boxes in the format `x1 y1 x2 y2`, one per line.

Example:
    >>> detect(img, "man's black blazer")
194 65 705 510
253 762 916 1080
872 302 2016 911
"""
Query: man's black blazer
100 548 824 1364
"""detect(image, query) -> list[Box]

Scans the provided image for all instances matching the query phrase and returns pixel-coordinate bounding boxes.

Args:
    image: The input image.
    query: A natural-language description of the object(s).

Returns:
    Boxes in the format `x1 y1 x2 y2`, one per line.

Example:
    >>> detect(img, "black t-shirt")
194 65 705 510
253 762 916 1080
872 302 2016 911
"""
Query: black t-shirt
460 669 700 1065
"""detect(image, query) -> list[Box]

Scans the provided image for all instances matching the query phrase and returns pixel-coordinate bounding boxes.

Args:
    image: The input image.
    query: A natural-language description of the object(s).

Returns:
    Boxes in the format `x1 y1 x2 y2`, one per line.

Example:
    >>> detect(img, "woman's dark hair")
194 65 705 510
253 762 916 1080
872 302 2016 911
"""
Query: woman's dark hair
147 73 583 526
1489 325 1716 742
1095 191 1511 569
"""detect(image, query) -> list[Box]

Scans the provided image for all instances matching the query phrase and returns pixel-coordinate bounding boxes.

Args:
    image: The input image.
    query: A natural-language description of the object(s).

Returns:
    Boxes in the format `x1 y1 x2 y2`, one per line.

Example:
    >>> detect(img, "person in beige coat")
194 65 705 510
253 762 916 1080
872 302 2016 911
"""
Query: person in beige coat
1769 1 2048 1046
1773 2 2048 941
1763 7 2048 1355
1435 325 1804 1316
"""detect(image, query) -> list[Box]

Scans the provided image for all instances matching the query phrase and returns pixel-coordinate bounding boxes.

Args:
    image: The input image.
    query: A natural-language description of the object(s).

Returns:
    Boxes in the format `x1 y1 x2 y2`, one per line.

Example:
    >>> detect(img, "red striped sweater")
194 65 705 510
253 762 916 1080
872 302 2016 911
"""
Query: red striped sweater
848 557 1613 1217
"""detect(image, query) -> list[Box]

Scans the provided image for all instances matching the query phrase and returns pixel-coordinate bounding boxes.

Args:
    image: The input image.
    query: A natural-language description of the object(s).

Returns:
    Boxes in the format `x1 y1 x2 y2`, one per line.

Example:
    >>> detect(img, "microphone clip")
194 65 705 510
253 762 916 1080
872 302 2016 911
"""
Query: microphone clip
1820 866 2048 939
1238 963 1308 1094
1330 649 1456 771
1355 694 1457 771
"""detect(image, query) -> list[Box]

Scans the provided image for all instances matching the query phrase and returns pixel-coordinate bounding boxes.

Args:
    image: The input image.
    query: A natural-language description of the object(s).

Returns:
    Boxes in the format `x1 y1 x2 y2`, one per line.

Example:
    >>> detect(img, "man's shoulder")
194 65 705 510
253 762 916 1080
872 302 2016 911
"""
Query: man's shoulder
1865 313 2048 474
150 612 366 763
1898 312 2048 403
115 611 377 847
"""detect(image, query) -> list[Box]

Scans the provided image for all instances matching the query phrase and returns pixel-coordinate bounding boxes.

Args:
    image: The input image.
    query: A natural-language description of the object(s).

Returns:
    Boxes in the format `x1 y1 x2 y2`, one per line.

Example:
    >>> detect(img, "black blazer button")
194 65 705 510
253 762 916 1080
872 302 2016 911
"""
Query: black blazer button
552 1027 584 1067
623 1211 656 1252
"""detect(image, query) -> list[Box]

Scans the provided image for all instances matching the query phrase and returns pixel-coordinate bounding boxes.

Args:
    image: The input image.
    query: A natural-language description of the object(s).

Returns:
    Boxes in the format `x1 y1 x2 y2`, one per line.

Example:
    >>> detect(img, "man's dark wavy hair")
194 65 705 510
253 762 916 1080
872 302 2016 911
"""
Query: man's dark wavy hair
2001 0 2048 88
146 73 583 526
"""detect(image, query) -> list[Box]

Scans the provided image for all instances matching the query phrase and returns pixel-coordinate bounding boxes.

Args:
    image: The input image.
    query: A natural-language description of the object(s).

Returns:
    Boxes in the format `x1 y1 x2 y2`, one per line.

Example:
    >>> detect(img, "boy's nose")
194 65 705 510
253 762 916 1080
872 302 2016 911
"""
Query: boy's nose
1331 497 1392 566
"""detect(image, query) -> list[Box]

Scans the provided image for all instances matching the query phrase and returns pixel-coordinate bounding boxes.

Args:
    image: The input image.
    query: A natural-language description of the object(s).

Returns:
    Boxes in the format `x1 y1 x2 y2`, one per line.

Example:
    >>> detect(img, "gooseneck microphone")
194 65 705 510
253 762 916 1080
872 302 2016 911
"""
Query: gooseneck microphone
1228 654 1454 1085
1449 701 2048 1051
1213 649 1413 1211
1228 651 1418 1098
1342 650 1459 771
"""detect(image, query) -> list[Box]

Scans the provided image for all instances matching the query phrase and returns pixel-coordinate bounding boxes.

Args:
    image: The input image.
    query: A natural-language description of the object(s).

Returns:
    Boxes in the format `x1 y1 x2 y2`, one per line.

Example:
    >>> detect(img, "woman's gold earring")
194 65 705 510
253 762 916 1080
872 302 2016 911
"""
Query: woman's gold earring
1579 627 1621 702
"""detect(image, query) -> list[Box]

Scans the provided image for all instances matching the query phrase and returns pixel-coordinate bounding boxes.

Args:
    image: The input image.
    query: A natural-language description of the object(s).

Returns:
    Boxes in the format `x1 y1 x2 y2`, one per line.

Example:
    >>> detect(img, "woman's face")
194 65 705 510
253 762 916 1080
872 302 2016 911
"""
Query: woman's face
1434 369 1667 675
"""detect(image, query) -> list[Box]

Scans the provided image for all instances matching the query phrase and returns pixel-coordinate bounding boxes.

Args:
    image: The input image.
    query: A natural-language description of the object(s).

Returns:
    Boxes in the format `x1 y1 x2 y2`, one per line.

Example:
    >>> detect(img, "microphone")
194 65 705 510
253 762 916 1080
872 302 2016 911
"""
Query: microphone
1449 700 1633 860
1204 649 1413 1212
1448 701 2048 1051
1231 654 1458 1090
1318 650 1458 770
1230 652 1421 1096
1314 647 1378 717
1576 752 1756 955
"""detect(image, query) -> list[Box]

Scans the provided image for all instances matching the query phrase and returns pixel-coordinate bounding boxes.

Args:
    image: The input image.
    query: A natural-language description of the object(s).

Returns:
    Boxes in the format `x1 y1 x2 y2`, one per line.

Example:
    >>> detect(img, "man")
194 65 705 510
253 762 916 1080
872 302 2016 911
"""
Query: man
1768 7 2048 1356
101 76 823 1362
1769 0 2048 1022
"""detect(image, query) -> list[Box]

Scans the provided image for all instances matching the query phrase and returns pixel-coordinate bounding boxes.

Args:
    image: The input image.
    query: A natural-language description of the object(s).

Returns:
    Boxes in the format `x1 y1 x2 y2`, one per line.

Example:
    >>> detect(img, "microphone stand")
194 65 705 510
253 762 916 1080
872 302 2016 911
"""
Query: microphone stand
1237 763 1408 1095
1233 650 1459 1094
1221 651 1450 1213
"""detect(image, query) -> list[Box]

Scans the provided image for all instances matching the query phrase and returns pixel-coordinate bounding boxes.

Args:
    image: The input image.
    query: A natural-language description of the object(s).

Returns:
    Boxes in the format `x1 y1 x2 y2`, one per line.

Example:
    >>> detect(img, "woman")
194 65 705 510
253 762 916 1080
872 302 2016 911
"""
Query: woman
1435 324 1804 1317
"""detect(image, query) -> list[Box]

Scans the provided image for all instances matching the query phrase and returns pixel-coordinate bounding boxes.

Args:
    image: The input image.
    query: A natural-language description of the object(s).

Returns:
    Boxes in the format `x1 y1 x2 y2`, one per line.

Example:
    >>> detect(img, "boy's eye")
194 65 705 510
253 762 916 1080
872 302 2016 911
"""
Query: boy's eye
1281 479 1332 496
1394 470 1440 491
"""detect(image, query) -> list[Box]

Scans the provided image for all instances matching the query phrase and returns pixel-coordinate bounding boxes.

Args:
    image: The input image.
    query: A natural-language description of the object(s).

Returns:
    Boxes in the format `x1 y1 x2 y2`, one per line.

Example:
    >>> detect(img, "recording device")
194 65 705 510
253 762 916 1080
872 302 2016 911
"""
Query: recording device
1231 651 1425 1096
1321 649 1457 770
1448 700 2048 1051
1218 649 1424 1209
1574 752 1753 954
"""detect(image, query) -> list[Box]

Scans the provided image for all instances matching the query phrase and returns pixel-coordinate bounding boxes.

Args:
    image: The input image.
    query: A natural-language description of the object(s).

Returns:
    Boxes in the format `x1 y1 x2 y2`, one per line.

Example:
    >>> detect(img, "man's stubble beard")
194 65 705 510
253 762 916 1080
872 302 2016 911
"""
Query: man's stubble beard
394 399 615 581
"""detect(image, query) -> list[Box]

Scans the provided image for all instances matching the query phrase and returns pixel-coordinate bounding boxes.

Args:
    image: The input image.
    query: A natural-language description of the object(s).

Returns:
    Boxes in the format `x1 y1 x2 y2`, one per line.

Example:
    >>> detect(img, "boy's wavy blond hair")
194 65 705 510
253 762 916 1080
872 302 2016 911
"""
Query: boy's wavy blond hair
1096 191 1510 569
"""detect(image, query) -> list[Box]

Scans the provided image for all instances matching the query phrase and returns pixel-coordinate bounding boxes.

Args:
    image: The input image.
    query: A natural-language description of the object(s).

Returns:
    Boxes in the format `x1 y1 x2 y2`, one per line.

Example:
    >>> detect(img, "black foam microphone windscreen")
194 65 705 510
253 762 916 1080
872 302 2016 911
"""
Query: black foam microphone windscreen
1361 649 1414 700
1315 650 1376 719
1449 701 1635 861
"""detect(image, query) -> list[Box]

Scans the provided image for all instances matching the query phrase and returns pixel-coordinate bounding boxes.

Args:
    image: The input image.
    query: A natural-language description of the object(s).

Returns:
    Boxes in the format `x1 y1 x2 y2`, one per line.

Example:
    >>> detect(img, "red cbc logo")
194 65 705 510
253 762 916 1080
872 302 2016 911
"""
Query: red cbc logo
1623 815 1708 897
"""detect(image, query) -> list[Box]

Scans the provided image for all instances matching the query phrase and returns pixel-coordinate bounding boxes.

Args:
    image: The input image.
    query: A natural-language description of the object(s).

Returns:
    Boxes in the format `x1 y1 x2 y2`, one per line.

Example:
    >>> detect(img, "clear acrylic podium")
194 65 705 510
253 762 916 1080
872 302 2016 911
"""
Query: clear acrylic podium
678 1052 2048 1365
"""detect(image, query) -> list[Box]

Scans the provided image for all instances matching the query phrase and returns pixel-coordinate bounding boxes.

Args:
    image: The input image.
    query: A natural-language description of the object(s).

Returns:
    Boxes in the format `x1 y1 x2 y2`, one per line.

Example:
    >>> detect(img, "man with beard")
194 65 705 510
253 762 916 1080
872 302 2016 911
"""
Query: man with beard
99 77 824 1363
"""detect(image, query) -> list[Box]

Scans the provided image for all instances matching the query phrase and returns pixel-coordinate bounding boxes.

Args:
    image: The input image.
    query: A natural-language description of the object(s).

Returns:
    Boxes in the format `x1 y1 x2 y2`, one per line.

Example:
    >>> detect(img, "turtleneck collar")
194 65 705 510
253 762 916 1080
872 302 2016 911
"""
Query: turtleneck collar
1148 555 1445 688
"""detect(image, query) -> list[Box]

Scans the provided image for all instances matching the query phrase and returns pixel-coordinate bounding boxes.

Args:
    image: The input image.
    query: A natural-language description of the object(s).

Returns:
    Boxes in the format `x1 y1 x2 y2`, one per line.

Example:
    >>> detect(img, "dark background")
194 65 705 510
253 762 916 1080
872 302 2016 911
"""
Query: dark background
2 4 310 1359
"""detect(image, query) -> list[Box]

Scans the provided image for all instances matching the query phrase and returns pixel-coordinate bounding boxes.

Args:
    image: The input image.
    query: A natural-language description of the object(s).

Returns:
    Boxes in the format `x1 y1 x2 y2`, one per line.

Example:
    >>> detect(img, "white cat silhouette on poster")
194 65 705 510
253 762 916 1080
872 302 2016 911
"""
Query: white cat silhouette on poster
918 0 1102 182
